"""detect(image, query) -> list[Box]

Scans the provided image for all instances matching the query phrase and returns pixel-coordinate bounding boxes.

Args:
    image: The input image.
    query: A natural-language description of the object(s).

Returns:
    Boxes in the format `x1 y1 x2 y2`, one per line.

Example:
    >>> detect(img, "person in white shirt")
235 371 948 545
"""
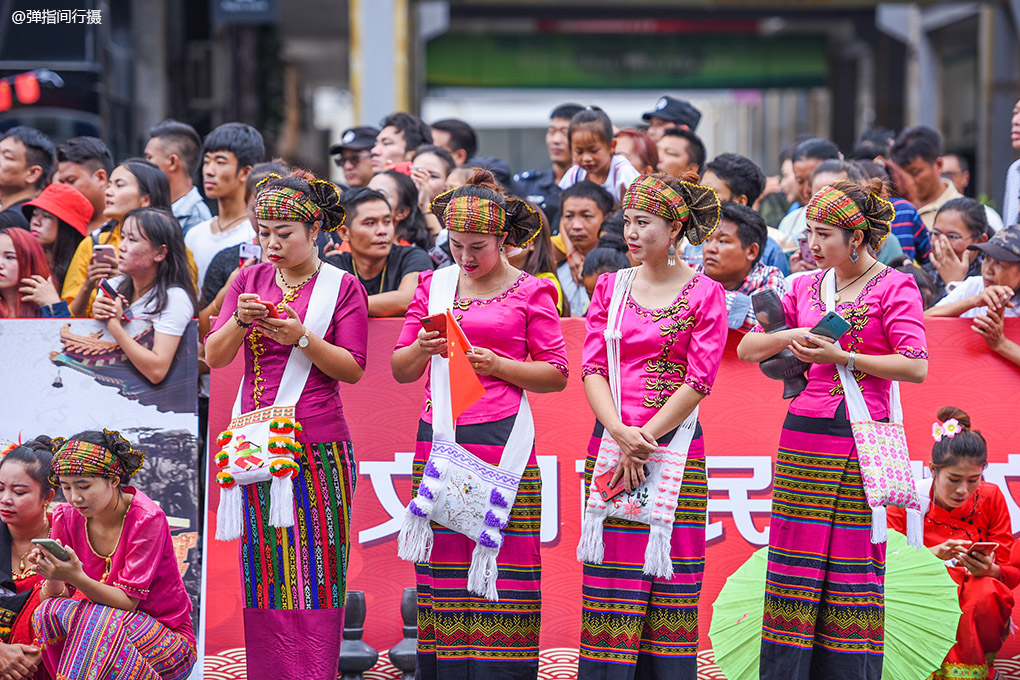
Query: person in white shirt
557 106 640 205
184 123 264 292
927 225 1020 320
144 120 211 234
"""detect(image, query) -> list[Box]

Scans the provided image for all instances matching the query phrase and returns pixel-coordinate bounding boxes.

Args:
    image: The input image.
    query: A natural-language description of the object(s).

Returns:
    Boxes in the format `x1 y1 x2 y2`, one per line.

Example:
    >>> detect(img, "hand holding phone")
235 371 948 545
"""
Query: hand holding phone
32 538 71 562
420 313 447 336
97 279 133 321
93 244 118 267
593 469 629 502
238 242 262 268
256 300 281 319
966 542 998 557
810 311 851 341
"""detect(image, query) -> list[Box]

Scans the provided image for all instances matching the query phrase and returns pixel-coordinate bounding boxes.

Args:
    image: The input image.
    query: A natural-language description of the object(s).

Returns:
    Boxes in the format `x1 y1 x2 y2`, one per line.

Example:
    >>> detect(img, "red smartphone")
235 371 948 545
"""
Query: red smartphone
966 542 998 557
97 279 133 321
420 313 447 335
592 469 628 502
389 161 413 176
256 300 281 319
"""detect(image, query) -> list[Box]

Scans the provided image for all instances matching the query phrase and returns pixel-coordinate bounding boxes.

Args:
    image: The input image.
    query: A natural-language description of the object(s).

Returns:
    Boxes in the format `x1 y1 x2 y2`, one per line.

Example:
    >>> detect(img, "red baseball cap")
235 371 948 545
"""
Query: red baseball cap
22 183 94 237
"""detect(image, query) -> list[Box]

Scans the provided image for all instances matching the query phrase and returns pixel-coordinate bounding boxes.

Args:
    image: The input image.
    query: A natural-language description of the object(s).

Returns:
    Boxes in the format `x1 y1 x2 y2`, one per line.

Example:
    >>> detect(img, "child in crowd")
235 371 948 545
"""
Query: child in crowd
580 237 629 298
927 224 1020 319
558 106 640 204
556 181 615 316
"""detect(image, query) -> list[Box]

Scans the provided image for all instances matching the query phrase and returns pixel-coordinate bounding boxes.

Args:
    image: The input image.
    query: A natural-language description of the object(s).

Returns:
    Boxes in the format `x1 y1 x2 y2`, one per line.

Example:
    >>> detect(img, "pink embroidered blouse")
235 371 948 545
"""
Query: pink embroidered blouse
581 271 728 454
210 263 369 443
753 267 928 421
396 270 569 426
50 488 195 645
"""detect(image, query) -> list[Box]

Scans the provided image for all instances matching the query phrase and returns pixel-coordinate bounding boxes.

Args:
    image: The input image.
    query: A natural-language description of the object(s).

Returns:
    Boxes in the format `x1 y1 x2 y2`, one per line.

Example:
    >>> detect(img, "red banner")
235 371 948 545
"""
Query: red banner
204 319 1020 677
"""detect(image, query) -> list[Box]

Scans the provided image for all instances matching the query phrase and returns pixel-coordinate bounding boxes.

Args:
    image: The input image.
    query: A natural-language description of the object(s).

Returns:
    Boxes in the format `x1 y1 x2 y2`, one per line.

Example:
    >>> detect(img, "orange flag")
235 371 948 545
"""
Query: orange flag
445 310 486 423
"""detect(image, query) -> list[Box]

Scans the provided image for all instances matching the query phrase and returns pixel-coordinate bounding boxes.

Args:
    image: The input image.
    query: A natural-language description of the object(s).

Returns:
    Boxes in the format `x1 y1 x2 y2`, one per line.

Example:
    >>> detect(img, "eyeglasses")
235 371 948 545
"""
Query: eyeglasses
931 230 972 242
334 152 371 168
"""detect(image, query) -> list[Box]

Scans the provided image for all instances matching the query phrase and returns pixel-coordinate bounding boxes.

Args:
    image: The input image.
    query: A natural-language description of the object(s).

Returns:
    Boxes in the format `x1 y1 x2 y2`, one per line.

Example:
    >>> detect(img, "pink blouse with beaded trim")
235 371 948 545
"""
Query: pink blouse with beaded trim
751 267 928 421
581 270 728 454
396 269 569 426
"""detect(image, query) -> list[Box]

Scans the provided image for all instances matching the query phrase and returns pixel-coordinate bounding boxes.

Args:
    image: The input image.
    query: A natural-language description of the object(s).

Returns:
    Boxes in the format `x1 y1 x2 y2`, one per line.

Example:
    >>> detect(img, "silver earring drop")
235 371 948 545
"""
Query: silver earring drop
667 243 677 267
850 248 859 264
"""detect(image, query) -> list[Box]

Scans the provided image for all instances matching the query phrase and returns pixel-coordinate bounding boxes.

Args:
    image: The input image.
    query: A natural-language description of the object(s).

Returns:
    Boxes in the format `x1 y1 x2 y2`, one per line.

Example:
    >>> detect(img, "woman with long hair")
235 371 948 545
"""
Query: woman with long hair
0 436 57 680
0 224 54 318
392 171 568 680
738 179 929 680
205 170 368 679
22 183 91 291
369 169 431 250
889 407 1017 680
90 207 198 384
576 172 726 678
30 429 195 680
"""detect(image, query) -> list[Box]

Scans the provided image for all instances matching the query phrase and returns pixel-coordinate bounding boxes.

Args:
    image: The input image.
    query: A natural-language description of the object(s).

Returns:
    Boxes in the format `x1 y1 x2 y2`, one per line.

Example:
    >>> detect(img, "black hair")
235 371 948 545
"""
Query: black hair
339 186 391 222
937 197 988 239
519 201 563 300
1 435 56 498
551 103 585 121
944 153 969 174
582 245 630 278
719 202 768 266
42 215 85 290
891 257 936 309
245 160 290 203
560 180 614 216
792 137 841 163
850 127 895 160
380 170 429 250
117 158 172 212
430 119 477 161
779 134 814 164
148 119 203 177
1 126 55 189
202 122 265 170
437 170 542 249
930 406 987 469
662 128 707 175
891 126 943 167
414 145 456 176
116 207 198 314
598 209 625 241
811 159 866 184
705 153 766 205
380 112 433 151
55 136 114 174
55 429 145 484
569 107 614 147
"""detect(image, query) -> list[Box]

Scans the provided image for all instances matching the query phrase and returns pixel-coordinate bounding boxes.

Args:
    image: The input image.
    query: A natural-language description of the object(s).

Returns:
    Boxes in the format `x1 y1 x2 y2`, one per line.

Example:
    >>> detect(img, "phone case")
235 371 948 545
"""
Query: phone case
593 469 627 502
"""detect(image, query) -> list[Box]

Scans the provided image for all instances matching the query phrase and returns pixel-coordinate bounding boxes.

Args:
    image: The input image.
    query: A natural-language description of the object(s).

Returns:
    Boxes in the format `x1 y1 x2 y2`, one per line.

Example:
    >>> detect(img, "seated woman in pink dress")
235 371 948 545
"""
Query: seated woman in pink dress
29 429 195 680
577 172 727 679
391 170 568 680
889 407 1017 680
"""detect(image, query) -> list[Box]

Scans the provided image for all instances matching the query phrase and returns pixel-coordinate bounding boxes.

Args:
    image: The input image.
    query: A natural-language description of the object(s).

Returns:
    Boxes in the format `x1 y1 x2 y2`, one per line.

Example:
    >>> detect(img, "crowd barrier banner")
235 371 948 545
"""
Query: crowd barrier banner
0 319 202 636
204 318 1020 678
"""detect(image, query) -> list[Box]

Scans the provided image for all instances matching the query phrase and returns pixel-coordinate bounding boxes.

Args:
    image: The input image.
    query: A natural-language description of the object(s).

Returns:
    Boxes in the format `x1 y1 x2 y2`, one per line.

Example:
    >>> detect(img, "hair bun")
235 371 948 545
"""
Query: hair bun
502 197 542 248
308 179 346 232
936 406 971 431
676 180 722 245
103 428 145 478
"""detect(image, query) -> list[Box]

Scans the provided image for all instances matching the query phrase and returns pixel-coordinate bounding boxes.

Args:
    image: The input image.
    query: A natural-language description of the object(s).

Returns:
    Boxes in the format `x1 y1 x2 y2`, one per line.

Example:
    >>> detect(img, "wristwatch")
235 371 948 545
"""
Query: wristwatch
296 330 310 349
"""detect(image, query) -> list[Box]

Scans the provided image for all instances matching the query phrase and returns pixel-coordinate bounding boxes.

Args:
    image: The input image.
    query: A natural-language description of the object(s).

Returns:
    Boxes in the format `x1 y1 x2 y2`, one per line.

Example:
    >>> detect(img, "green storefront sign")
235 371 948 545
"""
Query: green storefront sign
427 33 828 89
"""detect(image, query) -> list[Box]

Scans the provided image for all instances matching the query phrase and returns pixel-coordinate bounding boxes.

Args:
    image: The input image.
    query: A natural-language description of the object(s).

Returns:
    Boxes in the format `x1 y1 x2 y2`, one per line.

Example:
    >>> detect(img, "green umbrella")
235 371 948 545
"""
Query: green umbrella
710 530 961 680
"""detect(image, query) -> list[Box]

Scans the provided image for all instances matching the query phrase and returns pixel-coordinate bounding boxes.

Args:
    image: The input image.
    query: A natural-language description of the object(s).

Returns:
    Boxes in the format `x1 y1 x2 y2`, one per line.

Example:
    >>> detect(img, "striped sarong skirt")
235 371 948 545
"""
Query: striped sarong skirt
578 421 708 680
759 409 885 680
412 415 542 680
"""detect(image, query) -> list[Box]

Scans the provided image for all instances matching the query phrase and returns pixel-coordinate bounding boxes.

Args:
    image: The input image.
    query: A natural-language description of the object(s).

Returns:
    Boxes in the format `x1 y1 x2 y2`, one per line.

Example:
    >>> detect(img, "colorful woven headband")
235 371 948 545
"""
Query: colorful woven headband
50 439 129 483
805 185 869 232
931 418 961 442
623 175 691 225
441 195 507 236
255 185 324 224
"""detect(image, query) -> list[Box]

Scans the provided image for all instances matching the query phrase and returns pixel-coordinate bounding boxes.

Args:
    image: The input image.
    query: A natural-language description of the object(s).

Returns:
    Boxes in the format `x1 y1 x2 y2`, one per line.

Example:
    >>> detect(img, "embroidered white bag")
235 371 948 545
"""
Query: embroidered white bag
576 267 699 579
824 271 923 547
214 264 345 541
397 266 535 601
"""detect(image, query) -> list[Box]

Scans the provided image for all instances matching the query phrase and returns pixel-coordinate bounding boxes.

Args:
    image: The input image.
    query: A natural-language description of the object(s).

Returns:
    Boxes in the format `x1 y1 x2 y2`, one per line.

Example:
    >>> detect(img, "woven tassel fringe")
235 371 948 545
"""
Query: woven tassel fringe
467 543 500 602
216 485 243 541
268 475 295 528
905 508 923 548
576 511 606 564
870 505 888 544
644 525 674 579
397 510 434 563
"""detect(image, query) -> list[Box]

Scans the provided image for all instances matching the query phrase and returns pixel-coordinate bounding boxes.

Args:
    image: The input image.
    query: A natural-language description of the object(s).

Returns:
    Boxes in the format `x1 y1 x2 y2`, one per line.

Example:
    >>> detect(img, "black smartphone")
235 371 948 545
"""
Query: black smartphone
810 311 851 341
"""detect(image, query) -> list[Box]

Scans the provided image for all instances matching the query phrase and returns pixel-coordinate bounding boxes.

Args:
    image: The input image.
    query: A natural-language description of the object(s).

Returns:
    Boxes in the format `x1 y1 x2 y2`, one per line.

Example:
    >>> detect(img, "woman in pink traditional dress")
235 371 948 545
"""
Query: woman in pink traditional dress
577 172 726 679
737 179 929 680
205 170 368 679
29 429 195 680
391 171 568 680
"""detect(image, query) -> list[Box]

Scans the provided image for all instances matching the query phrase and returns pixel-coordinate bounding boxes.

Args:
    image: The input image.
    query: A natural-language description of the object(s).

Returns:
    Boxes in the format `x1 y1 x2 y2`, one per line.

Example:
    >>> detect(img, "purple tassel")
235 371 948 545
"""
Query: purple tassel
419 484 434 500
478 531 499 549
490 489 508 508
484 510 507 528
424 461 441 478
409 501 428 518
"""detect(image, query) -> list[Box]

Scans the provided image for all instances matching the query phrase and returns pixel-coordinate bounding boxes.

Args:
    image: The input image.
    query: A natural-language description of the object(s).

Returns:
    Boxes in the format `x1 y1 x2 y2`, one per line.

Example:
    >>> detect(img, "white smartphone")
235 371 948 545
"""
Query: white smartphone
31 538 70 561
93 244 118 267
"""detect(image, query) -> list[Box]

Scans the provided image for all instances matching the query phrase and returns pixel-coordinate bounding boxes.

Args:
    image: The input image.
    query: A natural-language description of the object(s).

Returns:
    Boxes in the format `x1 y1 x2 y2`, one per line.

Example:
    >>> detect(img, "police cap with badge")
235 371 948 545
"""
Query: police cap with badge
329 126 380 155
642 96 701 131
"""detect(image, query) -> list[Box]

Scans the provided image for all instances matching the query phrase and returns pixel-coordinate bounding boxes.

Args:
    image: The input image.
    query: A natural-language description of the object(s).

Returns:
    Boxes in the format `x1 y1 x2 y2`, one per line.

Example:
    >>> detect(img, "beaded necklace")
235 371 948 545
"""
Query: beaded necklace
249 261 322 409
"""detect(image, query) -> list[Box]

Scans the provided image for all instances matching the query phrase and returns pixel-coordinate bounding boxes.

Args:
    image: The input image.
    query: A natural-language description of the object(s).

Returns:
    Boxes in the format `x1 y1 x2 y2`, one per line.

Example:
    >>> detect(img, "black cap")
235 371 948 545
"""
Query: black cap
329 126 380 155
642 96 701 131
967 224 1020 263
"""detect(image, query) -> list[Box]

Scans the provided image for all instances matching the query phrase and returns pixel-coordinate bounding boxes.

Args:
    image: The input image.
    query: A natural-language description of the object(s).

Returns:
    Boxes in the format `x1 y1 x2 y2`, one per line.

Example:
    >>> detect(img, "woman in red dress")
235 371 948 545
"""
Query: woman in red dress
889 406 1017 680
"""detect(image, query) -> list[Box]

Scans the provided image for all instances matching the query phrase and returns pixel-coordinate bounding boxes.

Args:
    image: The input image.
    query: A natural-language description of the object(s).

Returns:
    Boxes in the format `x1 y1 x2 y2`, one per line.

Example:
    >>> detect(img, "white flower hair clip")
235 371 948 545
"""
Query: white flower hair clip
932 418 961 442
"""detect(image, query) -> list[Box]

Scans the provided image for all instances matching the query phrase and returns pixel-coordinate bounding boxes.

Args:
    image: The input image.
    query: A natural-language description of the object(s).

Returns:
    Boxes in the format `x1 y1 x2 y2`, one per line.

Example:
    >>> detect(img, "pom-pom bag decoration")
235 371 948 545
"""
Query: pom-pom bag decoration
214 264 346 541
397 266 535 601
824 272 922 547
576 268 700 579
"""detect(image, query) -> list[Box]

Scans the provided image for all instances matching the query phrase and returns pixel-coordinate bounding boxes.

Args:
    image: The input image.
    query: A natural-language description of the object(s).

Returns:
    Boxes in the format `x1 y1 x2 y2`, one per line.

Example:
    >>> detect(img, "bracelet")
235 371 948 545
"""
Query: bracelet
233 309 252 328
846 351 857 372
